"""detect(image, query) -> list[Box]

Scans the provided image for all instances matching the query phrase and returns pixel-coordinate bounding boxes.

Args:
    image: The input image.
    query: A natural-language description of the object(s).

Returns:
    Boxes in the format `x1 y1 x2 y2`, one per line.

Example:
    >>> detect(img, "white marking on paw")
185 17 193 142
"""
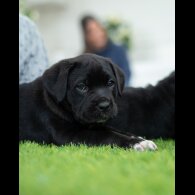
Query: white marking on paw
133 140 157 151
133 144 144 151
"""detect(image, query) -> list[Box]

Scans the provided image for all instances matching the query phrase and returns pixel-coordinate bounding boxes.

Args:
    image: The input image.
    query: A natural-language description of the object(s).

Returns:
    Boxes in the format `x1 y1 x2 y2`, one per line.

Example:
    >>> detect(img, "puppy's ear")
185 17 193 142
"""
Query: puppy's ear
42 60 74 102
108 61 125 96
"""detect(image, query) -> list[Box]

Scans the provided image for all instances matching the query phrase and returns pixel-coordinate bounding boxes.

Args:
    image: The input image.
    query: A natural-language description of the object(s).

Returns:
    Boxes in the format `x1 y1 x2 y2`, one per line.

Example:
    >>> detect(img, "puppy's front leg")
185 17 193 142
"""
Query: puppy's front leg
51 124 157 151
109 129 158 151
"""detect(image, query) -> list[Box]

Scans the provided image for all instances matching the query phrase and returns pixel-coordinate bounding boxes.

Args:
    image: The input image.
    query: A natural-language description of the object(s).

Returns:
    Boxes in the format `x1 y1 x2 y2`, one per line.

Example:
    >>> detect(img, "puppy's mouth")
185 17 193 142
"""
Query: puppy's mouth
75 102 118 124
95 113 111 123
82 112 115 124
96 118 110 123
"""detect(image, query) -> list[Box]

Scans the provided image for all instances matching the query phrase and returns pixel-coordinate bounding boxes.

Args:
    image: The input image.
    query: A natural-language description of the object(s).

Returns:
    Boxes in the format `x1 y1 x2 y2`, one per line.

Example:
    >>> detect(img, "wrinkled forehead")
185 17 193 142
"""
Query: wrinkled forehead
68 59 114 86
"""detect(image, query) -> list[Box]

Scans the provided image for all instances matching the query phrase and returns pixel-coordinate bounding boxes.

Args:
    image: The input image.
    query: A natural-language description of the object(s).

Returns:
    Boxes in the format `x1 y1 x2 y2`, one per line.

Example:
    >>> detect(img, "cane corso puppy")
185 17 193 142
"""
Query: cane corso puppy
19 54 157 151
106 71 175 139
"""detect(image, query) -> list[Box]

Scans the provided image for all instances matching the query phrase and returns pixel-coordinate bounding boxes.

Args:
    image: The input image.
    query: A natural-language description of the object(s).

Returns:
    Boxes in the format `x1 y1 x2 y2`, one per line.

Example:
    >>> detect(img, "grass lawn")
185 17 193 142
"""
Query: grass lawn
19 140 175 195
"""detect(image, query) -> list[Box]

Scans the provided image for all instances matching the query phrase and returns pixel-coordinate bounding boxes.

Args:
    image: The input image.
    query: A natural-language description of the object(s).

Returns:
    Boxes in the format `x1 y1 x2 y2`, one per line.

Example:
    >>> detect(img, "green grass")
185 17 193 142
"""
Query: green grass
19 140 175 195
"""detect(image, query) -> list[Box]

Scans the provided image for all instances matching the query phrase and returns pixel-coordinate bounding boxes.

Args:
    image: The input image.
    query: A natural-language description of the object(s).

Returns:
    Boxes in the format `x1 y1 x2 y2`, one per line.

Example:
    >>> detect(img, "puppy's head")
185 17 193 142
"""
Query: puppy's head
43 54 124 124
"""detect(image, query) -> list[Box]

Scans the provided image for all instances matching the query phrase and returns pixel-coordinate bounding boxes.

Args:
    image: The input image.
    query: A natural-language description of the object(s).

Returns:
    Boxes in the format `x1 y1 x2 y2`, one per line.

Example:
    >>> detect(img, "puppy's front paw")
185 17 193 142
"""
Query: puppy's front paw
133 140 157 151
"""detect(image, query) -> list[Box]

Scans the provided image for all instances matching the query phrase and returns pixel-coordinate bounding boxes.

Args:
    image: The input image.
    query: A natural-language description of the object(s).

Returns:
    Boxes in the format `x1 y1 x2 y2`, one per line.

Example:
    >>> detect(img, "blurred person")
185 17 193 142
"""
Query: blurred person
19 14 49 84
81 15 131 86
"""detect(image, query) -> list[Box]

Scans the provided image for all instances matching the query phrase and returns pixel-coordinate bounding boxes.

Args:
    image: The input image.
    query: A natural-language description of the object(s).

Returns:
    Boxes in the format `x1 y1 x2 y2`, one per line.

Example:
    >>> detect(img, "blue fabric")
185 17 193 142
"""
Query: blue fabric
94 40 131 86
19 14 49 84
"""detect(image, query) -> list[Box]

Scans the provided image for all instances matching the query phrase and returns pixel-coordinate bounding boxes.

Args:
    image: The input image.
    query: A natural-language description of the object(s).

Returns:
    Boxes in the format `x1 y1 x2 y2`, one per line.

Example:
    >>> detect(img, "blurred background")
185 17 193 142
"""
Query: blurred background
19 0 175 87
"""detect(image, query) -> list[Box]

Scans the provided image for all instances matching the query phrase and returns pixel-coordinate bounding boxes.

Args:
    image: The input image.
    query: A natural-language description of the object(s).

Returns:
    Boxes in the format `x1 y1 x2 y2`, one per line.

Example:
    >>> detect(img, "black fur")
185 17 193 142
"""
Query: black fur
19 54 174 148
106 71 175 139
19 54 143 148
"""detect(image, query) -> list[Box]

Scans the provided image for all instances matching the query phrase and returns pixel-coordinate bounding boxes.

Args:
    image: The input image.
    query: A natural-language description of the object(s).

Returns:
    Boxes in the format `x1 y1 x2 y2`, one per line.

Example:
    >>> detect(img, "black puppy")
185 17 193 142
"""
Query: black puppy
19 54 157 151
106 71 175 139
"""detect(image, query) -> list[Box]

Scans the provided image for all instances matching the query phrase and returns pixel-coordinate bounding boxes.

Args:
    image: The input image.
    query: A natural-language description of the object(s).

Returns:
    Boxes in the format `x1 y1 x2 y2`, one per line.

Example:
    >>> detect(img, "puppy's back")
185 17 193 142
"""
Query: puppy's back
107 71 175 138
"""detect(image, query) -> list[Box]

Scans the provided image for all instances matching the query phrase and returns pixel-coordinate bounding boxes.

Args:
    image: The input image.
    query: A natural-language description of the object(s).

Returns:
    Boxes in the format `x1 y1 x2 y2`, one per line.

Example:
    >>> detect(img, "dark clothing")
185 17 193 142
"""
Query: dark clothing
94 40 131 86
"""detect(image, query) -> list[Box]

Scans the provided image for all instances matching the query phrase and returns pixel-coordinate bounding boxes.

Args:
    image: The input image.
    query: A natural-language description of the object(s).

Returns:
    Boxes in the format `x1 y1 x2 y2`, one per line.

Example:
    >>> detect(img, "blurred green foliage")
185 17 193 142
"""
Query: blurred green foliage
104 16 133 50
19 0 39 21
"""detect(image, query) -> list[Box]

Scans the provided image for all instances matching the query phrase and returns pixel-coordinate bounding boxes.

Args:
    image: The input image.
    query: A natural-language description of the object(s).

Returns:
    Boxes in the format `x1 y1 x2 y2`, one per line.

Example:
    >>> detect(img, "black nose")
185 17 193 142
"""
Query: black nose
97 101 110 111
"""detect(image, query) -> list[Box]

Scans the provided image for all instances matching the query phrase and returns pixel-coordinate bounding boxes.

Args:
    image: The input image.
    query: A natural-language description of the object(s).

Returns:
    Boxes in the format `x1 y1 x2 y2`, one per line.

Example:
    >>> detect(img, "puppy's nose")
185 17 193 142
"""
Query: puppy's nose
97 101 110 111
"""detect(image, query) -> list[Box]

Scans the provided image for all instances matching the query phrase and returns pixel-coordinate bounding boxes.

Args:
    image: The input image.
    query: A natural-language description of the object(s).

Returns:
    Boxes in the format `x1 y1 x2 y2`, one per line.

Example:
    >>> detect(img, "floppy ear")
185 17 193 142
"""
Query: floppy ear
42 59 74 102
108 61 125 96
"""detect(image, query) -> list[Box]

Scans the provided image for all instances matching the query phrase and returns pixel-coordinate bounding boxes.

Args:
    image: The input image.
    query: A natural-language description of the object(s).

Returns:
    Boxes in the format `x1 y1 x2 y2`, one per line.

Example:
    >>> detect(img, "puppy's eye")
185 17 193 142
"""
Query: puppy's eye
76 83 88 93
107 80 115 87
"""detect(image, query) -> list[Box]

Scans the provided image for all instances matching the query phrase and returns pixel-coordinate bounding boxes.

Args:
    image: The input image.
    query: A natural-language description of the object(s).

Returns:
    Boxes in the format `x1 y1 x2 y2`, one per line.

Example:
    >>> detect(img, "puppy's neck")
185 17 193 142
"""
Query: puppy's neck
44 90 74 122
